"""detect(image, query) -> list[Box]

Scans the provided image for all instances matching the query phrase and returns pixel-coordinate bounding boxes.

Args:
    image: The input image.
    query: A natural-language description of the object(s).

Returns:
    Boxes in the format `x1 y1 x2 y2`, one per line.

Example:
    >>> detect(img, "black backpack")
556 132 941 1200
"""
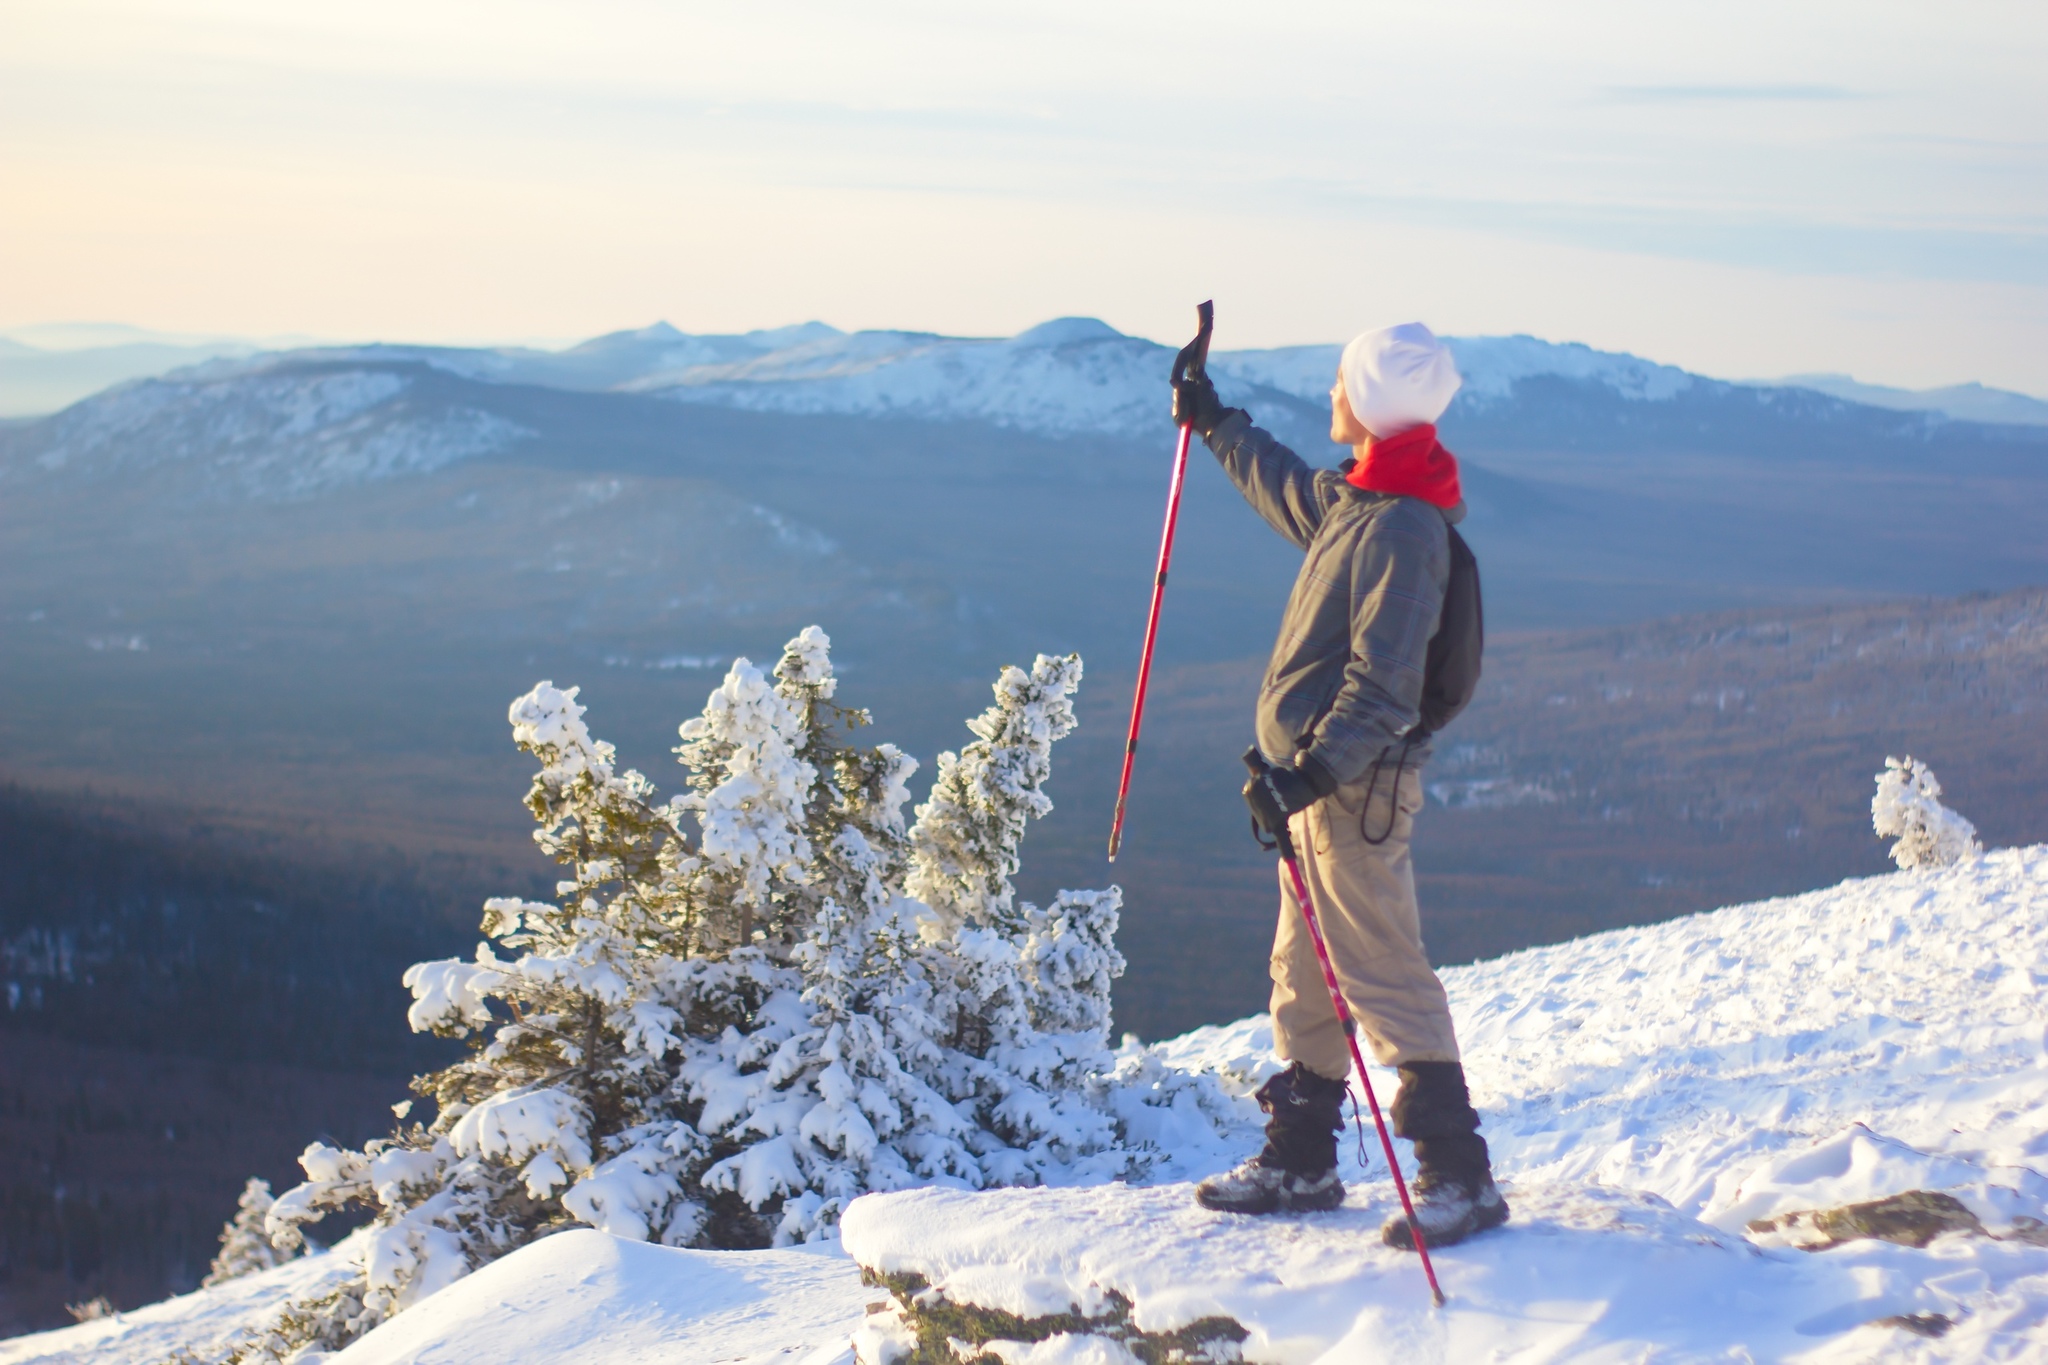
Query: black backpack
1417 526 1483 737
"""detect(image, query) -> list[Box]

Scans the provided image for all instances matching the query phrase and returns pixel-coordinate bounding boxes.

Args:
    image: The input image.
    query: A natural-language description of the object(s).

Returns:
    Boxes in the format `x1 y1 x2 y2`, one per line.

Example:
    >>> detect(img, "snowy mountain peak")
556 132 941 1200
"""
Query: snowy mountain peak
575 322 685 346
1009 316 1128 348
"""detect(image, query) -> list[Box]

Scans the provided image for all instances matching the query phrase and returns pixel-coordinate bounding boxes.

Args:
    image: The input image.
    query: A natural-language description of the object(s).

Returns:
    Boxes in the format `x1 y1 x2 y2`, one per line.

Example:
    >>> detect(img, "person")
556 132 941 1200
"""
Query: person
1172 322 1507 1250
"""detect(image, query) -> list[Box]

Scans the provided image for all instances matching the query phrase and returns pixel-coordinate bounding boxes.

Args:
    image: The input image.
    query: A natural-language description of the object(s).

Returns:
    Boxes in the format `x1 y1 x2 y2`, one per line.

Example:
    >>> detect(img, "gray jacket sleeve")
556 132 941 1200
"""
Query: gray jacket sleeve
1202 411 1341 550
1301 503 1449 785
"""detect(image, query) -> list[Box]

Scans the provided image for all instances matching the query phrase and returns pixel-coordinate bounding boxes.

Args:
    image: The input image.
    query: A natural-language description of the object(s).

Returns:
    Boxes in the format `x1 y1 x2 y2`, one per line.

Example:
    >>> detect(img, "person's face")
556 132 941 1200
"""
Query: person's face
1330 371 1373 445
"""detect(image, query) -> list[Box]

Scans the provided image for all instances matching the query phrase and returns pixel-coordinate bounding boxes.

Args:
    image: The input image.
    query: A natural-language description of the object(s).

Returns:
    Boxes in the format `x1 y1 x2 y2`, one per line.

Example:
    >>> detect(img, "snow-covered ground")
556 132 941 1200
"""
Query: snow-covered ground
0 1231 368 1365
10 848 2045 1363
850 845 2048 1362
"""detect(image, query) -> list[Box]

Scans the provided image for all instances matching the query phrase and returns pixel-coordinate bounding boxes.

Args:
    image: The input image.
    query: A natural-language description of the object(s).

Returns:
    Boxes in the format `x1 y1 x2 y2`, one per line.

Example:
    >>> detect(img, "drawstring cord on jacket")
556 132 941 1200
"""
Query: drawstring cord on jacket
1359 731 1422 846
1247 729 1428 850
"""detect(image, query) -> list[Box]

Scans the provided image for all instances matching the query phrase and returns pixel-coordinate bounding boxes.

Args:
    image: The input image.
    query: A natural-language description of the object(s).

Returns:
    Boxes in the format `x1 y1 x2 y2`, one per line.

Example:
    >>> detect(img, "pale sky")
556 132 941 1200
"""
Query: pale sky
4 0 2045 391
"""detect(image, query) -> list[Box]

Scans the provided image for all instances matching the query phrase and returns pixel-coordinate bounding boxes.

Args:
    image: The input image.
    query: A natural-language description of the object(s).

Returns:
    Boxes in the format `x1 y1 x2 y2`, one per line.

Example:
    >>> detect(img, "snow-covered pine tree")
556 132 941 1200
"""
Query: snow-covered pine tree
902 655 1132 1181
212 628 1227 1364
907 653 1084 938
202 1179 299 1287
239 678 708 1360
1873 755 1981 869
671 628 981 1244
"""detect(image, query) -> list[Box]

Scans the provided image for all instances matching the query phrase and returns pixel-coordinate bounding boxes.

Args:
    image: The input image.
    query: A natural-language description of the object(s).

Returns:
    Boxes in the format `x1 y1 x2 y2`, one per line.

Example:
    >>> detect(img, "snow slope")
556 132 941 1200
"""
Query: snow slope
322 1231 873 1365
0 1232 368 1365
10 848 2046 1362
0 1231 875 1365
12 366 532 498
849 846 2048 1361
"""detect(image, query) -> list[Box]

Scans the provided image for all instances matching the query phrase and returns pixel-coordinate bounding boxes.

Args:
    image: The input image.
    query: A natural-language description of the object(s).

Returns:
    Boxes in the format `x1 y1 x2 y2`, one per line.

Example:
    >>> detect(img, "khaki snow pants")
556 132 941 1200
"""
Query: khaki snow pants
1271 764 1462 1078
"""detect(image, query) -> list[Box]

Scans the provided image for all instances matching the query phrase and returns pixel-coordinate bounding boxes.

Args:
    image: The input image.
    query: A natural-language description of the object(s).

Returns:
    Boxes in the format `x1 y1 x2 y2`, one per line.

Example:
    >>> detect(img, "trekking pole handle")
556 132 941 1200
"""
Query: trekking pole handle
1241 746 1297 861
1171 300 1215 387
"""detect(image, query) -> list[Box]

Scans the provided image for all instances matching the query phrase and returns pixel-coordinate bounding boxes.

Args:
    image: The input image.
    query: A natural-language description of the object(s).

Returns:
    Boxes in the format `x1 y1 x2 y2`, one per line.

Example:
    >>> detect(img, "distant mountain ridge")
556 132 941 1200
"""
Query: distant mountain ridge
1765 371 2048 427
146 317 2043 445
12 315 2046 439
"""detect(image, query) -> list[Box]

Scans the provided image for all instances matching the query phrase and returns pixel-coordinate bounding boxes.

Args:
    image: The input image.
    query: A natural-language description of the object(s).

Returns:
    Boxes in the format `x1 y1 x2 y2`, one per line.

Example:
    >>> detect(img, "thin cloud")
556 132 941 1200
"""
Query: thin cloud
1602 84 1866 102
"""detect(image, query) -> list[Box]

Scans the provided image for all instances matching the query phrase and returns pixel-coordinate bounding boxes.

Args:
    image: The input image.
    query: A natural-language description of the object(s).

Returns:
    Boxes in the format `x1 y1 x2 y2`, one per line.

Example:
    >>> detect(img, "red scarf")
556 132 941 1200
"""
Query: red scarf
1344 423 1462 508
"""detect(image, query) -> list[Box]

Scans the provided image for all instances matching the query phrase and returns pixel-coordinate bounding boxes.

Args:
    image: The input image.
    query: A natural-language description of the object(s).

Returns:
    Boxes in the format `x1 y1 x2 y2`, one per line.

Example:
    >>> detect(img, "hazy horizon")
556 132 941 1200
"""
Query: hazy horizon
4 1 2045 395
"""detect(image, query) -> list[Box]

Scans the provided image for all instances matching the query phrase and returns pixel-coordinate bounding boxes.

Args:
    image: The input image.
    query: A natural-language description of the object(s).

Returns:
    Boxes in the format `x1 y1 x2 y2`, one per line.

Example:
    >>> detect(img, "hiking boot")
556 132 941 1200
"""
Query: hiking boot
1197 1157 1345 1214
1381 1061 1510 1250
1195 1062 1349 1215
1381 1171 1509 1249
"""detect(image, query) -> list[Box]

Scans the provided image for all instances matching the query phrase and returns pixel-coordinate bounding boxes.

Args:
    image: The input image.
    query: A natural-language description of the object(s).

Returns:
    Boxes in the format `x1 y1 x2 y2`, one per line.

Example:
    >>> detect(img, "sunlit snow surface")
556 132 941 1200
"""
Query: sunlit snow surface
0 1231 369 1365
10 849 2047 1362
854 847 2048 1362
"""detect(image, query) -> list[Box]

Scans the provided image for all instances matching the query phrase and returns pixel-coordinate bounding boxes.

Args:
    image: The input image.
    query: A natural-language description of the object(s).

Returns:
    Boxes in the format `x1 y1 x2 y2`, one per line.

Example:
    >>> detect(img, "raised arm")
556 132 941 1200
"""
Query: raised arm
1299 502 1450 786
1202 411 1341 550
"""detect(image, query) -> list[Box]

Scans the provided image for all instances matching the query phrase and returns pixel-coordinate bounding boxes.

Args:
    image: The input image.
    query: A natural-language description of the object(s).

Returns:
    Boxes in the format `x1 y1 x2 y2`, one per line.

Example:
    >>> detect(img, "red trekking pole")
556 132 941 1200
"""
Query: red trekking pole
1107 300 1214 862
1246 754 1447 1307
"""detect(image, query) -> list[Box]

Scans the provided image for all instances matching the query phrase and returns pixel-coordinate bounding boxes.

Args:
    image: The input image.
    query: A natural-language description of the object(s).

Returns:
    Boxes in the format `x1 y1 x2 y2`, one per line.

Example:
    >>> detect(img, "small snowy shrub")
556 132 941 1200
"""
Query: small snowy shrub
218 627 1229 1364
203 1178 299 1287
1872 756 1980 870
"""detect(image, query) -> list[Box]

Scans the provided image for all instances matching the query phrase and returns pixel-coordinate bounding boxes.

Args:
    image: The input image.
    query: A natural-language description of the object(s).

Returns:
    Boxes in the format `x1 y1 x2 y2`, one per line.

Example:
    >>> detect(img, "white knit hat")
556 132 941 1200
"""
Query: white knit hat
1340 322 1462 436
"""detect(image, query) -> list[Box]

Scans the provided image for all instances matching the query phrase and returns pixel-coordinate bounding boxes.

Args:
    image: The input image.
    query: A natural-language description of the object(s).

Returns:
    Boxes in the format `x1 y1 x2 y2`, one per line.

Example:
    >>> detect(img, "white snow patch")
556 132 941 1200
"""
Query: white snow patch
1424 777 1561 810
327 1229 870 1365
0 1233 367 1365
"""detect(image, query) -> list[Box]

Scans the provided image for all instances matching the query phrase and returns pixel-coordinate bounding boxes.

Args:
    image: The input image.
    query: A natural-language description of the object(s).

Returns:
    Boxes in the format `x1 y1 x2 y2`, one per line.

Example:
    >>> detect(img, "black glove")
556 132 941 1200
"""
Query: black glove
1171 374 1233 436
1242 748 1338 838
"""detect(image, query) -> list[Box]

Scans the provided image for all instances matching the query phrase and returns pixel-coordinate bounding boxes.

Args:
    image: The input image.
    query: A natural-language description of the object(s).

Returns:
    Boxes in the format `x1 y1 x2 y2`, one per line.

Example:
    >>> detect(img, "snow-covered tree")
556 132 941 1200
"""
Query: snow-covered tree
239 676 708 1359
210 628 1233 1364
203 1178 300 1287
908 654 1083 936
899 656 1133 1180
1873 755 1981 869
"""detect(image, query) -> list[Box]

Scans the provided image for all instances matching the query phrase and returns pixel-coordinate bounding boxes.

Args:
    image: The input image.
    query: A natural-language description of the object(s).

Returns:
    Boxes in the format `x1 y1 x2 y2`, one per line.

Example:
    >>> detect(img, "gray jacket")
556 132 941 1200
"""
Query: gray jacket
1205 411 1456 786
